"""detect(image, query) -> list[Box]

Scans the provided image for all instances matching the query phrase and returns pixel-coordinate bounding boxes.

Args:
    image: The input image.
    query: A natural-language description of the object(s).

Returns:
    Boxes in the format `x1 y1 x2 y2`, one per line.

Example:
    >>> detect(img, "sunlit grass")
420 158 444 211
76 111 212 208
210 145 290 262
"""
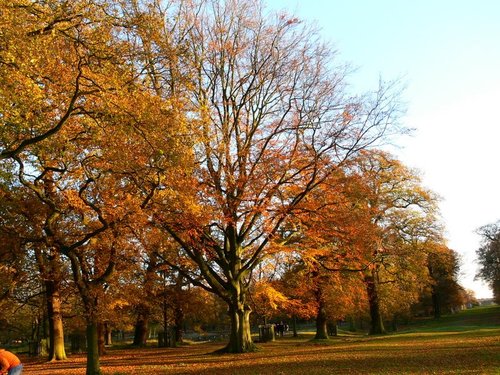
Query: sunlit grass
22 305 500 374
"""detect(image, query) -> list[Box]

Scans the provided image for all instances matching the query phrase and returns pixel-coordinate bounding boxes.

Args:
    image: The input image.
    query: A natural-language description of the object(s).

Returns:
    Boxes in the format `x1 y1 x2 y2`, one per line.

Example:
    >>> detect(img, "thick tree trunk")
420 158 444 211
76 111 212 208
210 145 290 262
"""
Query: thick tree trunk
241 307 253 348
225 300 254 353
221 241 255 353
45 281 67 361
313 276 329 340
365 273 386 335
133 309 149 346
86 322 101 375
314 301 329 340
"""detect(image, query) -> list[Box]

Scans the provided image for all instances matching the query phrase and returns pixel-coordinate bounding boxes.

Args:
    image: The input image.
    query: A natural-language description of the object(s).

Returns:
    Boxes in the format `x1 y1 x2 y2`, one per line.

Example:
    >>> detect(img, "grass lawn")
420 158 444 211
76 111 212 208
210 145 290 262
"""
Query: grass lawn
21 305 500 374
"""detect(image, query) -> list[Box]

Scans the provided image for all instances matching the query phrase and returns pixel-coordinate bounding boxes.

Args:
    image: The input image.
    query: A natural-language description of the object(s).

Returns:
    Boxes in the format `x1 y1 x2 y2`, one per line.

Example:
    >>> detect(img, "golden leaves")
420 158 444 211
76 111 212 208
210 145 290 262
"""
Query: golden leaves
253 281 289 311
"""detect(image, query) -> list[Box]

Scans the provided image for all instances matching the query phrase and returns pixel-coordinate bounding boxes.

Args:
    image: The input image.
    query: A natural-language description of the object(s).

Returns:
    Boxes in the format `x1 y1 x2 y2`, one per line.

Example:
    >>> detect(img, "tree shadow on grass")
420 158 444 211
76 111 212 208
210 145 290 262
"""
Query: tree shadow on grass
20 329 500 374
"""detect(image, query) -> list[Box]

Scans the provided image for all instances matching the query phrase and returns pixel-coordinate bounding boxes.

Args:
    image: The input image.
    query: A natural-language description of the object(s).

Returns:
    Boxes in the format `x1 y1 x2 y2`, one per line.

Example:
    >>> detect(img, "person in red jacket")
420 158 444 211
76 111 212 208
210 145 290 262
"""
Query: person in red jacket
0 349 23 375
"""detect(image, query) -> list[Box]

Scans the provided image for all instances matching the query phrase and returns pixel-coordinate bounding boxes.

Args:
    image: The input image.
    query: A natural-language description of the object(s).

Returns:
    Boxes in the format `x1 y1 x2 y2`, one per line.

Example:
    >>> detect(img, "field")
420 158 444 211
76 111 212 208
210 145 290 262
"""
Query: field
21 305 500 374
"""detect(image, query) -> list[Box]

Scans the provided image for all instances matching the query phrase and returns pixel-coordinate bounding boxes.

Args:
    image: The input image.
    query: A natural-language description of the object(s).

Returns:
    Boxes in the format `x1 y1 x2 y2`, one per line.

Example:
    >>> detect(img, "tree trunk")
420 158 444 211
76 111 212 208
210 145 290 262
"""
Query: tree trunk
313 277 329 340
225 298 254 353
97 322 106 355
46 281 67 361
86 322 101 375
241 307 253 348
431 287 441 319
159 294 169 348
292 315 298 337
365 273 386 335
173 304 184 344
314 301 329 340
104 323 112 346
133 309 149 346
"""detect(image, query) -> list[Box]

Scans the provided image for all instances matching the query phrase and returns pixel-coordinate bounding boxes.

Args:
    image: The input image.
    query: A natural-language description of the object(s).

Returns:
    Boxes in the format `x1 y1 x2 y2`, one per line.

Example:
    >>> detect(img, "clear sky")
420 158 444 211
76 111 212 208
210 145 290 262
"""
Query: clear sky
267 0 500 298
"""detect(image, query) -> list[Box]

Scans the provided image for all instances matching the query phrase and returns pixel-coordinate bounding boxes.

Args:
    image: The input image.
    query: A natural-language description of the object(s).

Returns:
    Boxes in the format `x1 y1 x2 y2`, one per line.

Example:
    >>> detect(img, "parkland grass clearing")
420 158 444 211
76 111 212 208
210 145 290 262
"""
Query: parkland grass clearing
22 305 500 374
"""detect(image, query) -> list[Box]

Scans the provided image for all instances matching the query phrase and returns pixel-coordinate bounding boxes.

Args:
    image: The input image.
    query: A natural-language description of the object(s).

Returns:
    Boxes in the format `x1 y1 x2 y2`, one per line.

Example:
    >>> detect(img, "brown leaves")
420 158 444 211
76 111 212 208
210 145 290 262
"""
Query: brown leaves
21 324 500 374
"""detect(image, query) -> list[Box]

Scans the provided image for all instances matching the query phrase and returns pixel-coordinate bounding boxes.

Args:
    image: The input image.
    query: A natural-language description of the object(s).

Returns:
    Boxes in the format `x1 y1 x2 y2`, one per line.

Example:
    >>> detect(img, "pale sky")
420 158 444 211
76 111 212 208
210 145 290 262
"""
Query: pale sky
268 0 500 298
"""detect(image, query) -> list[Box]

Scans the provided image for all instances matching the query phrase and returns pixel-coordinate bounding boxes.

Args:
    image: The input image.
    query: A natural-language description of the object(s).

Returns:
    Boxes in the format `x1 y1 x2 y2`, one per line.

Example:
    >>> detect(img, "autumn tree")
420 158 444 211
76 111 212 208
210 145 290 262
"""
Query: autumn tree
0 155 75 361
0 0 127 362
284 165 375 338
181 286 230 335
475 221 500 303
248 253 294 327
116 225 182 347
0 182 47 348
350 151 440 334
1 1 191 374
277 258 366 340
1 0 116 365
425 243 464 318
296 151 440 335
152 0 402 353
116 226 165 347
0 0 93 354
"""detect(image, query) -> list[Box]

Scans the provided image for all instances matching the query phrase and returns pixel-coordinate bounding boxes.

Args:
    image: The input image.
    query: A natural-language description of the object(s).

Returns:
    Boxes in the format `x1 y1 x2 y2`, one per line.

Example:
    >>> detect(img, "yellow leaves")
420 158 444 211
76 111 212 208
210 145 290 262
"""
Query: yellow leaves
109 298 130 310
0 4 87 154
253 281 289 311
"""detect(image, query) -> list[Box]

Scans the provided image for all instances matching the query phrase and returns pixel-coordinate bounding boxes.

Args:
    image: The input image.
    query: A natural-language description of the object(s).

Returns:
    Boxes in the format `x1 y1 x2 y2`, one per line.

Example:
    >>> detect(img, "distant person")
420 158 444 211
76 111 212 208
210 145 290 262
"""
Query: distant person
276 322 284 337
0 349 23 375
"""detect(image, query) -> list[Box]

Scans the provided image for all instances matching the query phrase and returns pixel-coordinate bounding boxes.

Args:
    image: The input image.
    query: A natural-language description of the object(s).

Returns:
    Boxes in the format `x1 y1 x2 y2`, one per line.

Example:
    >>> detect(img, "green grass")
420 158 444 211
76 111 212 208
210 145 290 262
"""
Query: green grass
400 305 500 332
